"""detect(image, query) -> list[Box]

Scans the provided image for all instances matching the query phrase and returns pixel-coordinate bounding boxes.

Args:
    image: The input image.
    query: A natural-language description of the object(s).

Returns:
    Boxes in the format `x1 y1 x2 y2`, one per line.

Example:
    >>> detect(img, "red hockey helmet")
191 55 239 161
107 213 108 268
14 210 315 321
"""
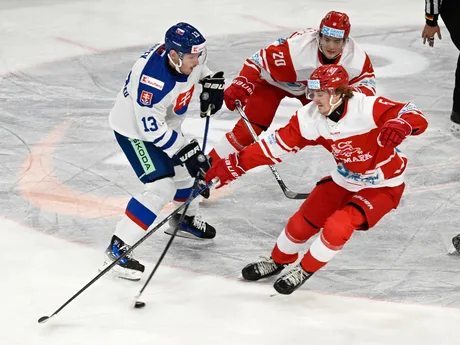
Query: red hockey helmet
319 11 351 39
306 64 349 98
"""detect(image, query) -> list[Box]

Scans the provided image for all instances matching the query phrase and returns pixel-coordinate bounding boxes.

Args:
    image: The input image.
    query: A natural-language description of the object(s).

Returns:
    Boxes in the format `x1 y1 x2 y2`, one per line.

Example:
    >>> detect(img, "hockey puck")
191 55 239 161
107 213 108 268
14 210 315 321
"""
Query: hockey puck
134 301 146 309
38 316 50 324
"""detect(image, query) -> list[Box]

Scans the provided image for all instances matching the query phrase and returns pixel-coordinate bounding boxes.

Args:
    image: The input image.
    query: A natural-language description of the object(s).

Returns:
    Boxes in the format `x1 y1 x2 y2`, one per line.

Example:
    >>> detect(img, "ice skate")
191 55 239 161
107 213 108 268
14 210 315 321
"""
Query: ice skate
273 264 314 295
450 111 460 138
241 257 286 281
165 213 216 239
102 235 145 281
449 233 460 255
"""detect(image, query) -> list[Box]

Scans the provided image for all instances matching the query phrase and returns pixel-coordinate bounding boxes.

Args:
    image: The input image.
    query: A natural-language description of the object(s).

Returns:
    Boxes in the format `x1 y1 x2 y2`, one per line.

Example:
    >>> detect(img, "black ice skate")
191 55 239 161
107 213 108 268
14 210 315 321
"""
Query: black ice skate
450 111 460 138
273 264 314 295
451 233 460 254
241 257 286 281
102 235 145 281
166 213 216 239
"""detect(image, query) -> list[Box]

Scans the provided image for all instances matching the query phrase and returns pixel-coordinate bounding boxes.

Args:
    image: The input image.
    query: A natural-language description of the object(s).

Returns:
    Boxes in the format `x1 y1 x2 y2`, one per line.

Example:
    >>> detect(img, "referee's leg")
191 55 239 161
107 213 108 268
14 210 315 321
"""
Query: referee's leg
440 0 460 127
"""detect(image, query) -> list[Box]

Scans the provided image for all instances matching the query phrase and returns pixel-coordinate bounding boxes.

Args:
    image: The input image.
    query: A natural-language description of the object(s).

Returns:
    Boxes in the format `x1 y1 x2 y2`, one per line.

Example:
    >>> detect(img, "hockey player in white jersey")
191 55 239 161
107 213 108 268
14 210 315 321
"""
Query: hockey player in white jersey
104 22 225 280
208 11 376 163
205 64 428 294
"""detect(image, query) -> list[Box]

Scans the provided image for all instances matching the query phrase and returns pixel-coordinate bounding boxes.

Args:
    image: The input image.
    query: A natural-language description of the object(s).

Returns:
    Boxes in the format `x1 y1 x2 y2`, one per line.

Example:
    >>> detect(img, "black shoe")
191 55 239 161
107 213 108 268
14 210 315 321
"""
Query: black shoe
452 234 460 253
242 257 286 281
273 264 314 295
169 214 216 239
102 235 145 281
451 111 460 124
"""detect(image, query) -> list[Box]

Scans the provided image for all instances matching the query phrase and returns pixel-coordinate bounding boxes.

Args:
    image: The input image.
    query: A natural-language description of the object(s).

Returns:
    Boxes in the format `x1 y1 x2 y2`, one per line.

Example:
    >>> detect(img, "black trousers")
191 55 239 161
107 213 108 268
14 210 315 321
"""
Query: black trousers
440 0 460 112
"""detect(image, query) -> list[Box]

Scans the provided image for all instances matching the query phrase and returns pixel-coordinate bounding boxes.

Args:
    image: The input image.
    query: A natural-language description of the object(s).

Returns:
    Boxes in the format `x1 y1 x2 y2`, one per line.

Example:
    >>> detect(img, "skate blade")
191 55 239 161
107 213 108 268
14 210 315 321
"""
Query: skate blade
448 245 460 255
100 268 142 281
100 260 142 281
164 227 203 240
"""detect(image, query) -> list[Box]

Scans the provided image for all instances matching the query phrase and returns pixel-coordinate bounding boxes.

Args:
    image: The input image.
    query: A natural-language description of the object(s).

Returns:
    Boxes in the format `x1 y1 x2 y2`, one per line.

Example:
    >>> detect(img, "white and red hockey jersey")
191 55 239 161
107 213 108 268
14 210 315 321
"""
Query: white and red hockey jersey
237 93 428 192
241 29 376 97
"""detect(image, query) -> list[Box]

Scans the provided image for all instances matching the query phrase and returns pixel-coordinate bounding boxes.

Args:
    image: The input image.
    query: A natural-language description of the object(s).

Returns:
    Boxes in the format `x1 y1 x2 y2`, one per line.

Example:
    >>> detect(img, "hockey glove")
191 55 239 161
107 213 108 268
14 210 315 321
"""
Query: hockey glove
199 71 225 117
377 118 412 149
224 76 255 111
173 140 211 178
205 153 245 189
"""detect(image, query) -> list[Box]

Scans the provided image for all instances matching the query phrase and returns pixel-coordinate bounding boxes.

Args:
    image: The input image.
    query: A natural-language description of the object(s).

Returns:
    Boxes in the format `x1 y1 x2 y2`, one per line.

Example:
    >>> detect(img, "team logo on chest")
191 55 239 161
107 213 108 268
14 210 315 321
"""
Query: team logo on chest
174 85 195 115
140 91 153 106
331 141 372 163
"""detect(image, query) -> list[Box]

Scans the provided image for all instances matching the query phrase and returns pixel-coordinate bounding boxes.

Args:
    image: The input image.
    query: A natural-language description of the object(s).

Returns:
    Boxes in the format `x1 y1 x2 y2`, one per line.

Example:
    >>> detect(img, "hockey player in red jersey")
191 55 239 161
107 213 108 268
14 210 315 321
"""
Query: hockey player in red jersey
205 64 428 295
208 11 376 163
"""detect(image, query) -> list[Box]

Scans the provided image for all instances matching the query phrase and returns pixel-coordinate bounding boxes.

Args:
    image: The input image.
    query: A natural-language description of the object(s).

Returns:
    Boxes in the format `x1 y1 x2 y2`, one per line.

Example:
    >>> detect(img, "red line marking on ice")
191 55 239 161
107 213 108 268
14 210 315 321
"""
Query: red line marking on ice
54 37 102 53
18 121 230 218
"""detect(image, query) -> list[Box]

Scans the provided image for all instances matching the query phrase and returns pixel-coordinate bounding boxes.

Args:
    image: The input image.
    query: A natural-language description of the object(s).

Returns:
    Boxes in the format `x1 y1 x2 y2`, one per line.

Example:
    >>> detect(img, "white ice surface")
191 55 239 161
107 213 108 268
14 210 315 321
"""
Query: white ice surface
3 217 459 345
1 0 460 344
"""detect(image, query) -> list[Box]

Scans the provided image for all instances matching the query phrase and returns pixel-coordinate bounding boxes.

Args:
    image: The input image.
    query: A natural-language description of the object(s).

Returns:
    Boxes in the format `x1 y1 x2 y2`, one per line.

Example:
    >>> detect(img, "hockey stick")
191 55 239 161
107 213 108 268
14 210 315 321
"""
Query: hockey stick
197 112 211 199
37 180 216 324
235 101 310 199
164 109 211 237
202 115 210 153
133 114 212 307
132 177 199 308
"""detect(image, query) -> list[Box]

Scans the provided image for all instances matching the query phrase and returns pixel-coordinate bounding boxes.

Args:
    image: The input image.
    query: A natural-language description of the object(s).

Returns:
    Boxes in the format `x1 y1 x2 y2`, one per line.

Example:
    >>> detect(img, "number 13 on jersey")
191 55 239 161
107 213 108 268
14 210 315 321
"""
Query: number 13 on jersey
141 116 158 132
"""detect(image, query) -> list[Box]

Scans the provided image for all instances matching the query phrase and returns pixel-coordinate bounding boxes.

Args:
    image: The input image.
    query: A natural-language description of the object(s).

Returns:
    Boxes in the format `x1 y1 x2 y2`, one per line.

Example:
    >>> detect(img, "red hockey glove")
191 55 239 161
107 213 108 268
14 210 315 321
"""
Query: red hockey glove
224 76 255 111
377 118 412 149
205 153 246 189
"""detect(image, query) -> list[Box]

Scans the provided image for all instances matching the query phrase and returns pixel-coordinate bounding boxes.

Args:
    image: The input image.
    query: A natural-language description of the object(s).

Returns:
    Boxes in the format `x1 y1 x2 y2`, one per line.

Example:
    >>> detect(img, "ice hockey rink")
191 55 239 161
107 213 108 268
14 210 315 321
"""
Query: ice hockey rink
2 0 460 344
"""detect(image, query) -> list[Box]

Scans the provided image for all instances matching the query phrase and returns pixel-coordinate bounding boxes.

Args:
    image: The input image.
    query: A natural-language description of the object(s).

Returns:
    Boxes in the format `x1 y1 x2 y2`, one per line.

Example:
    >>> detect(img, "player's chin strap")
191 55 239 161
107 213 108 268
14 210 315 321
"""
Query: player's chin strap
167 52 183 74
327 94 344 116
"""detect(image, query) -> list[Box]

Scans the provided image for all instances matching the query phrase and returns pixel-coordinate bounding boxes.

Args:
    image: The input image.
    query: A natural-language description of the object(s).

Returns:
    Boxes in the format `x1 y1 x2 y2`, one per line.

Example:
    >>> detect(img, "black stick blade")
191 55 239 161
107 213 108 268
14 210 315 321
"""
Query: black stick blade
38 316 50 324
134 301 146 309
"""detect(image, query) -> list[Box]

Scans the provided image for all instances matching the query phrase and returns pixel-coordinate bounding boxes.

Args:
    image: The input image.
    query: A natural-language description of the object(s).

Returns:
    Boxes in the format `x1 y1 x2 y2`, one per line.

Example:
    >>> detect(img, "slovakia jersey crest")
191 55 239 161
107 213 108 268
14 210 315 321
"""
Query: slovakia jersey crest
140 90 153 105
174 85 195 115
